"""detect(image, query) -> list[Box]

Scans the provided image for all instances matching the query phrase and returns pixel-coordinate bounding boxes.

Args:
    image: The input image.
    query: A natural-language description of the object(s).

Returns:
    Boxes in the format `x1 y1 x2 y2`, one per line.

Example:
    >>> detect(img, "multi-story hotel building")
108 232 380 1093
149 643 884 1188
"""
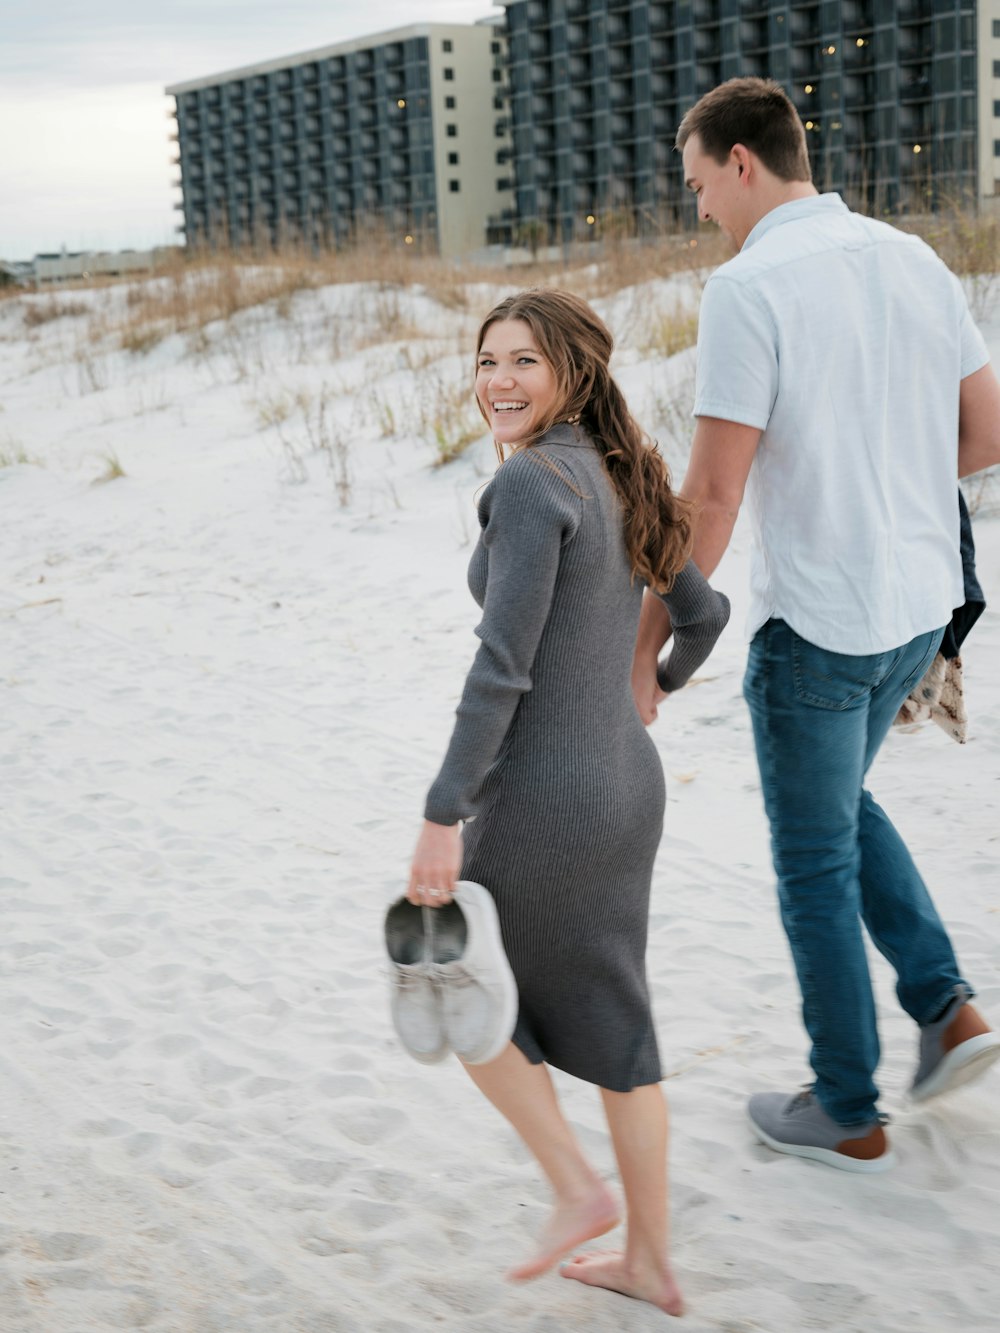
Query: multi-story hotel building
166 22 511 257
504 0 1000 246
167 3 1000 256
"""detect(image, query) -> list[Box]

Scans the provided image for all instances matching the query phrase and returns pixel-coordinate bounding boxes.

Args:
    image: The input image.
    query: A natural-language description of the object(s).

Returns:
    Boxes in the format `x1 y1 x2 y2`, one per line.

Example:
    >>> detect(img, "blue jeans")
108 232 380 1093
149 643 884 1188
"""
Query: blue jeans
743 619 968 1125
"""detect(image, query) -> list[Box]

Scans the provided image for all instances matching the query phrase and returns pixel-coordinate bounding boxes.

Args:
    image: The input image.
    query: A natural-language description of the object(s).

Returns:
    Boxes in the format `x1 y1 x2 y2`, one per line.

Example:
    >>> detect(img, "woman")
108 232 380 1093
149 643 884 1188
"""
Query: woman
408 289 729 1317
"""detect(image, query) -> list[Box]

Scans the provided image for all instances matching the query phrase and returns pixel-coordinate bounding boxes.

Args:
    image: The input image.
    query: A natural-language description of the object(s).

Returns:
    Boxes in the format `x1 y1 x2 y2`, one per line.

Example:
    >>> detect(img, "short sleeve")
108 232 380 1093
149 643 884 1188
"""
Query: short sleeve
694 274 778 430
955 275 990 380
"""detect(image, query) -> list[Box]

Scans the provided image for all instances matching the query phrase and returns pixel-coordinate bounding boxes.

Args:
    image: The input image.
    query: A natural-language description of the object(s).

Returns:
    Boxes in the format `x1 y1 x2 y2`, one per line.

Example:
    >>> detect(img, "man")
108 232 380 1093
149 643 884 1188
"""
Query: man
634 77 1000 1172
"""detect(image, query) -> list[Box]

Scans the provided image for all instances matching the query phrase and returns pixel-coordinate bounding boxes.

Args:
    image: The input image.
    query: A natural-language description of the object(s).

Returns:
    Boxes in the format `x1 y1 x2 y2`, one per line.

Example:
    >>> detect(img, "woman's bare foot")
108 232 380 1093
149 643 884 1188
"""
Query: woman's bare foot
507 1184 620 1282
560 1249 684 1316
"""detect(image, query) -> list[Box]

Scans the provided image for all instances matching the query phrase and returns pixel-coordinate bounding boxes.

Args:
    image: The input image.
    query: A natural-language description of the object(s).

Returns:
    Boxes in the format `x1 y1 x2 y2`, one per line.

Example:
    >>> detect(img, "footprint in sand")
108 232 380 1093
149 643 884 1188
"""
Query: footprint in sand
240 1075 293 1099
30 1232 104 1262
313 1072 378 1098
333 1100 407 1146
285 1156 347 1189
74 1117 134 1139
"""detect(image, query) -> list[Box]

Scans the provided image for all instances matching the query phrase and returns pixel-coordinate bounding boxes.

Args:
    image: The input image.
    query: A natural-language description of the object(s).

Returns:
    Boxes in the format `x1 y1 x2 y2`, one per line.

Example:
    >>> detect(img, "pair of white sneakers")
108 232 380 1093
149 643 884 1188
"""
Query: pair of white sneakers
384 880 518 1066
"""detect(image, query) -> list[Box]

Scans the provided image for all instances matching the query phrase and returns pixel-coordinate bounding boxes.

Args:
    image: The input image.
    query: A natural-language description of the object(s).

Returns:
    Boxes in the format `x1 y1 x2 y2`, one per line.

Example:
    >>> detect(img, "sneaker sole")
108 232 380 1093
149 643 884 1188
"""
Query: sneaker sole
910 1033 1000 1104
385 898 449 1065
450 881 518 1066
747 1109 897 1174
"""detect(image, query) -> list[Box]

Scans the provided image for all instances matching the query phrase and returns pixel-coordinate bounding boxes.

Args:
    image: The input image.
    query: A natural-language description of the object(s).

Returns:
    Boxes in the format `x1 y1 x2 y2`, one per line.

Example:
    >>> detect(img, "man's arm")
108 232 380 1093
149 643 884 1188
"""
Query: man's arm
632 415 762 723
958 363 1000 478
680 415 763 576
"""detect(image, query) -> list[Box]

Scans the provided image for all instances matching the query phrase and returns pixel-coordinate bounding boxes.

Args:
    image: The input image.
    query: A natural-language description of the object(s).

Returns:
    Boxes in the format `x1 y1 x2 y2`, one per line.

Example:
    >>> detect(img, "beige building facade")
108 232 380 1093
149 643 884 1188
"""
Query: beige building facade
166 22 511 258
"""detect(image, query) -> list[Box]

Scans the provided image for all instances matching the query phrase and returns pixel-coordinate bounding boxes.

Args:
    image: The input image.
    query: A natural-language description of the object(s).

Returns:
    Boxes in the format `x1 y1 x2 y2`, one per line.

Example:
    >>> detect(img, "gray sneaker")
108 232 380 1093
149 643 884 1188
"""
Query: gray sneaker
384 899 448 1064
748 1090 895 1173
910 984 1000 1103
430 881 518 1066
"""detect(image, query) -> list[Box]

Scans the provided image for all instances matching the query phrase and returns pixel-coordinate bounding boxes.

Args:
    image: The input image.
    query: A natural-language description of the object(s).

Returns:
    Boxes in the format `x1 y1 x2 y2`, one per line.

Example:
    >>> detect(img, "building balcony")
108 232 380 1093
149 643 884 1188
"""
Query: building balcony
897 41 934 63
898 78 931 104
897 0 931 22
789 11 819 40
651 71 675 100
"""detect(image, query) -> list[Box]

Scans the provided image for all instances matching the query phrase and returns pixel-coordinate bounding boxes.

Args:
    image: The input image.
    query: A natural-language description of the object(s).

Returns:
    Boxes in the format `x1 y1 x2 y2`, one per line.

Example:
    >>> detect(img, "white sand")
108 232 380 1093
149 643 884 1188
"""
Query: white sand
1 279 998 1332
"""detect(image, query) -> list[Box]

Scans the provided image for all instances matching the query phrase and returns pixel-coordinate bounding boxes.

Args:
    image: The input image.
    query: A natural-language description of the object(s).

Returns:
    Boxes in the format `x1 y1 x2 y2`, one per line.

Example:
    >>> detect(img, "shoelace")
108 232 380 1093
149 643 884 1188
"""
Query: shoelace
428 964 483 987
791 1085 891 1126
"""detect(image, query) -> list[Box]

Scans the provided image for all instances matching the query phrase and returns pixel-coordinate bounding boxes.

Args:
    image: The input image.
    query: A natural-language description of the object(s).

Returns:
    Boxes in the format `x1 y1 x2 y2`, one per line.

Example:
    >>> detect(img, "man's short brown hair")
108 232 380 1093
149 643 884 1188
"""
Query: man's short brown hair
676 77 812 183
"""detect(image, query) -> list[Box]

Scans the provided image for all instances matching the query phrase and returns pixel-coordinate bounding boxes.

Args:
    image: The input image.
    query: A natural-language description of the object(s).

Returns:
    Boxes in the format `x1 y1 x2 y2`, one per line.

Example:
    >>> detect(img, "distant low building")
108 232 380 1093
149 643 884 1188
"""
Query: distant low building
0 260 34 287
28 248 178 287
166 21 513 259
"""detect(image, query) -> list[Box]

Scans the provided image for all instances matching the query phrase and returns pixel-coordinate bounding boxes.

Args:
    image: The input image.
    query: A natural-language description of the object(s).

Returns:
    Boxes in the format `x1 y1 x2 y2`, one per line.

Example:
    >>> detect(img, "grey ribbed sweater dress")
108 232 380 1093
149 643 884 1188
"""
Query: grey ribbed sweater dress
425 423 730 1091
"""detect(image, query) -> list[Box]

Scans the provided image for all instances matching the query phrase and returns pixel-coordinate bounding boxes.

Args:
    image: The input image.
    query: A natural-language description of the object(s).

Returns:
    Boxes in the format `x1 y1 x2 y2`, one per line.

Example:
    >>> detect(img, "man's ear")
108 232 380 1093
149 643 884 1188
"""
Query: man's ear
732 143 752 181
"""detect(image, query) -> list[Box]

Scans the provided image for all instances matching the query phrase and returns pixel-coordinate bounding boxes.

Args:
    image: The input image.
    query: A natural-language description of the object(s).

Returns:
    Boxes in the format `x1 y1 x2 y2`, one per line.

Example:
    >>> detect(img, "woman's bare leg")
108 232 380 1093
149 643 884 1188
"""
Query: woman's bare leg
462 1042 621 1280
561 1083 684 1316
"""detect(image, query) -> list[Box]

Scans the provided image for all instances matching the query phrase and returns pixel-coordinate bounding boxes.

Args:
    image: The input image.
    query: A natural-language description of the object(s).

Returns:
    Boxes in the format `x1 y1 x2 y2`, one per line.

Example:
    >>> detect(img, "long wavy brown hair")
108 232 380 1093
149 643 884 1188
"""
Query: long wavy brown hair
475 288 693 592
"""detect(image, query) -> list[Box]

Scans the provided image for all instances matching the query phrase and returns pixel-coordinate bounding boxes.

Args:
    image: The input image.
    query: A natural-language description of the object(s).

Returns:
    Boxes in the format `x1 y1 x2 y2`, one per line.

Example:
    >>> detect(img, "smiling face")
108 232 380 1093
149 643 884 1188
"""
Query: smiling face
476 318 561 447
681 131 750 250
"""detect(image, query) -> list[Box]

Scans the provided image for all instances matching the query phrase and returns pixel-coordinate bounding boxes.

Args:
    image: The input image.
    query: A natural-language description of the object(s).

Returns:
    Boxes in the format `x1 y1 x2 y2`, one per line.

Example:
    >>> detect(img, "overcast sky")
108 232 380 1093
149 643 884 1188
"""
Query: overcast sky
0 1 502 260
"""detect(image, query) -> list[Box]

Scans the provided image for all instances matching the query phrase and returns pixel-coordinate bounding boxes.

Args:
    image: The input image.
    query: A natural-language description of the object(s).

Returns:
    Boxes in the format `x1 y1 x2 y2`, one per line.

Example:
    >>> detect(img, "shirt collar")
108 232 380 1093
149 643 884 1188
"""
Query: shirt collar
742 192 848 251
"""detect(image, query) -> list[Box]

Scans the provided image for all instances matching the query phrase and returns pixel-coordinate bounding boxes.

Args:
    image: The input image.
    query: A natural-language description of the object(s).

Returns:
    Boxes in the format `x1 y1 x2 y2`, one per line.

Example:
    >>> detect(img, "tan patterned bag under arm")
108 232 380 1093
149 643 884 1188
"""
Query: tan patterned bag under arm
893 652 967 744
